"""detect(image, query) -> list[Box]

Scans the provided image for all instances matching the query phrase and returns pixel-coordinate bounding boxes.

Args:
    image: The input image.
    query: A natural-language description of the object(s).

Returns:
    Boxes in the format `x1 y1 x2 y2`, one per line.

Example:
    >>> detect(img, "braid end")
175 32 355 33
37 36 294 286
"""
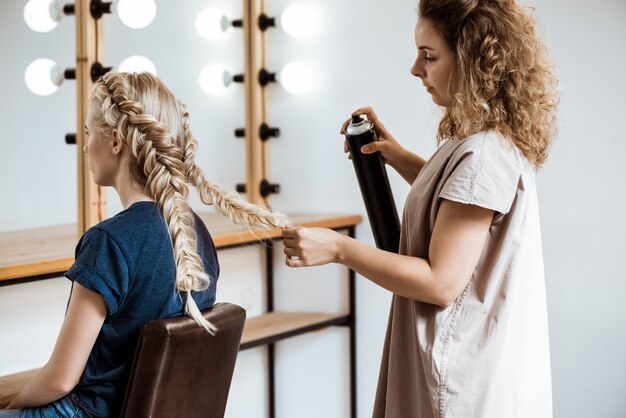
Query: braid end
185 292 218 335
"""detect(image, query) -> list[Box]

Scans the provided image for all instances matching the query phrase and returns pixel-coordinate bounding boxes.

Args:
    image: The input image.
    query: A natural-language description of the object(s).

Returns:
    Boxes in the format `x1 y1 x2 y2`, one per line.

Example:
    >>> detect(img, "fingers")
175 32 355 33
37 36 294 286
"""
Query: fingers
284 246 300 257
360 140 385 155
340 119 351 134
281 226 300 239
285 256 306 268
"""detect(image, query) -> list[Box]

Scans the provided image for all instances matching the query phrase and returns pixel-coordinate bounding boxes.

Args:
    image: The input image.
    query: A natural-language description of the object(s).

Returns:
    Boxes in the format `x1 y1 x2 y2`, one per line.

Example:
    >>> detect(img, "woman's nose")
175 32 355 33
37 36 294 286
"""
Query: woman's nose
411 59 424 79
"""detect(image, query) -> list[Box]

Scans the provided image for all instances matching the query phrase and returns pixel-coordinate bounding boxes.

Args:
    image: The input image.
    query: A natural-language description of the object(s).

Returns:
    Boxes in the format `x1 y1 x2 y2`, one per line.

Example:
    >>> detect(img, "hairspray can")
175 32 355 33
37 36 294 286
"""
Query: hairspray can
345 115 400 253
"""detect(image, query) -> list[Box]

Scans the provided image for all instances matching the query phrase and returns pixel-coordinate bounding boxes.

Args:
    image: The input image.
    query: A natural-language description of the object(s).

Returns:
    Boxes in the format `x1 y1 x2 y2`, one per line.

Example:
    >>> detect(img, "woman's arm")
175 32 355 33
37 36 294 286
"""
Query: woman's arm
283 200 493 307
8 283 106 409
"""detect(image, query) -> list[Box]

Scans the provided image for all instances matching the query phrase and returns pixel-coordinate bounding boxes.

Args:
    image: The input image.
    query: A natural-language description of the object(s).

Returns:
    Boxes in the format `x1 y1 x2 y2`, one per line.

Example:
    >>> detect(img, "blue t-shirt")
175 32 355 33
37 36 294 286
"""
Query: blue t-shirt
64 201 219 418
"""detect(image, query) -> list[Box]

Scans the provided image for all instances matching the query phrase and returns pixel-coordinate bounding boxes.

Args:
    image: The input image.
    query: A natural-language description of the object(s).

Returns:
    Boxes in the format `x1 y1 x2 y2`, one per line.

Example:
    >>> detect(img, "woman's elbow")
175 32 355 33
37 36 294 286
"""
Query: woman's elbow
433 283 465 308
46 369 79 396
49 379 76 397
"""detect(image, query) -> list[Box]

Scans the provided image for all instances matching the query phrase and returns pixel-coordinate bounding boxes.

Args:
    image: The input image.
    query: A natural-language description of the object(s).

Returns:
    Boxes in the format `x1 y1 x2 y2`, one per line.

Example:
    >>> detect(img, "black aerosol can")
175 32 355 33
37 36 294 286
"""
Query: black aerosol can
345 115 400 253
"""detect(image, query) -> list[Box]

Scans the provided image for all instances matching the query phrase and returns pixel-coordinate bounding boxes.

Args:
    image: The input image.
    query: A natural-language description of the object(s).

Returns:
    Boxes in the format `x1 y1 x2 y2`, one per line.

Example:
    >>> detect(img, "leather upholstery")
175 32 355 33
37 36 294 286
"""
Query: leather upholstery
119 303 246 418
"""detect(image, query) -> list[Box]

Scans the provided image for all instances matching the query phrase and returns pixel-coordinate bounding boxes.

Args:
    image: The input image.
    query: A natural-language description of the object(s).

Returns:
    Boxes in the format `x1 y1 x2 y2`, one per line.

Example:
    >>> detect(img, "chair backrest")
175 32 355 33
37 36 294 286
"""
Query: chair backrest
119 303 246 418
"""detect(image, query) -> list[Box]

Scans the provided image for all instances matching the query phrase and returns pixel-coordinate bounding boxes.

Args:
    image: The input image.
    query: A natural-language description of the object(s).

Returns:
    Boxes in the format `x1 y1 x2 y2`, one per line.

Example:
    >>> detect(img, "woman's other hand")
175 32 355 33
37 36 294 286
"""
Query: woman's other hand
0 392 17 409
282 226 344 267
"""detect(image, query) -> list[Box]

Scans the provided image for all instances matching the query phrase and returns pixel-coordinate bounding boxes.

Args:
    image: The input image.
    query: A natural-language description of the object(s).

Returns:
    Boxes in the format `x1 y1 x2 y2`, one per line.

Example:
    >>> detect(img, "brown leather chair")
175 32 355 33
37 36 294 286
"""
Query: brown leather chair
119 303 246 418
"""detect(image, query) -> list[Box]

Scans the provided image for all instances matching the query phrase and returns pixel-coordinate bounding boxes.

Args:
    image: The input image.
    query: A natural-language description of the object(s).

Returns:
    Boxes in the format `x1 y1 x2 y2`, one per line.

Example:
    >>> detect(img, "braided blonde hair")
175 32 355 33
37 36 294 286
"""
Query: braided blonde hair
90 72 290 333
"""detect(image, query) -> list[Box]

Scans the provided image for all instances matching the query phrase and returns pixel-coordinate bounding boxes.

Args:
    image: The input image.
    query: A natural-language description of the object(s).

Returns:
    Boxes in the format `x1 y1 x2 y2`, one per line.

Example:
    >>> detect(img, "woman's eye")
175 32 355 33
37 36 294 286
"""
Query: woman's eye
425 56 435 62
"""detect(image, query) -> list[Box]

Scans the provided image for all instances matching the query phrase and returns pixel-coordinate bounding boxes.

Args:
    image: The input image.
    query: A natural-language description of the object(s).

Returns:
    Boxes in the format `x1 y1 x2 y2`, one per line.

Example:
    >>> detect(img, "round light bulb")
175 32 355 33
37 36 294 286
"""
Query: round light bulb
196 8 228 40
25 58 60 96
119 55 157 75
278 61 313 94
280 4 316 38
116 0 157 29
23 0 58 33
199 64 228 96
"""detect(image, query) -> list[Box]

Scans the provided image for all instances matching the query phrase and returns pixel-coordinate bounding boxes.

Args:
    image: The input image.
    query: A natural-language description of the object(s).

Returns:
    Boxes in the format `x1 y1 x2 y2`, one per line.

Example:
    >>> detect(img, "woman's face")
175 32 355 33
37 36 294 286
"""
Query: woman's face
84 110 121 187
411 18 458 107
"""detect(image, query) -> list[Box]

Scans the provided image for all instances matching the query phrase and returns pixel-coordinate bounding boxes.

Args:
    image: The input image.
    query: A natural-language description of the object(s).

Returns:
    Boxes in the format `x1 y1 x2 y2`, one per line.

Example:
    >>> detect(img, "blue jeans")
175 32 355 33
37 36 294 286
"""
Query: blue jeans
0 395 89 418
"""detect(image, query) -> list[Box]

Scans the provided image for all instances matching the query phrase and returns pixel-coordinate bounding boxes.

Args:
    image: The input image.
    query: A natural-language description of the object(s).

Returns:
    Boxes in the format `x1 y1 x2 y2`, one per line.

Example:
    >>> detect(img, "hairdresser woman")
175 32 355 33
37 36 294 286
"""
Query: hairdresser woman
282 0 559 416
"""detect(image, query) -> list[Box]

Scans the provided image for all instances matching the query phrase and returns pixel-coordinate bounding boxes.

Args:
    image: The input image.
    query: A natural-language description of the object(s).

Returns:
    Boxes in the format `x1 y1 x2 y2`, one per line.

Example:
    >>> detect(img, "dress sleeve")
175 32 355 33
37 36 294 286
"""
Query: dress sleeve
65 227 130 315
438 134 521 215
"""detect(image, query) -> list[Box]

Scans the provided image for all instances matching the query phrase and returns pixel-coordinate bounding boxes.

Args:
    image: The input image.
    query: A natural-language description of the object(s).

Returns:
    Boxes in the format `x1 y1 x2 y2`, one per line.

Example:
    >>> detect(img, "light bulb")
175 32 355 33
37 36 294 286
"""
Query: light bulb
199 64 228 96
24 0 58 33
119 55 157 75
25 58 61 96
196 8 230 40
116 0 157 29
280 4 316 38
278 61 313 94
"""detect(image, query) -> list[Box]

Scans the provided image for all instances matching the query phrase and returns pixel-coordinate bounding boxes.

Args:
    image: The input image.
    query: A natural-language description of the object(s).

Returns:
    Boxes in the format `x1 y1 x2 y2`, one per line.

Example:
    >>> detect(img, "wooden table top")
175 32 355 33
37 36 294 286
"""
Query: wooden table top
0 212 362 282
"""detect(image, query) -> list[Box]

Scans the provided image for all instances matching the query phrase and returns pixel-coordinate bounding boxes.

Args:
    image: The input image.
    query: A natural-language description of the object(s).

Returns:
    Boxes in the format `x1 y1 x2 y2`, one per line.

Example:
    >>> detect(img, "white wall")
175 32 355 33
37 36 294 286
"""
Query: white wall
1 1 625 417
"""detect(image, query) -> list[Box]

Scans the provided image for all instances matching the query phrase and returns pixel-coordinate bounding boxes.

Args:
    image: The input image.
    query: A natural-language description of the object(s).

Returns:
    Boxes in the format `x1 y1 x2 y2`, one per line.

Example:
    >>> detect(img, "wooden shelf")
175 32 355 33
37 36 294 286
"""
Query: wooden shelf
0 311 351 396
240 311 351 350
0 213 361 283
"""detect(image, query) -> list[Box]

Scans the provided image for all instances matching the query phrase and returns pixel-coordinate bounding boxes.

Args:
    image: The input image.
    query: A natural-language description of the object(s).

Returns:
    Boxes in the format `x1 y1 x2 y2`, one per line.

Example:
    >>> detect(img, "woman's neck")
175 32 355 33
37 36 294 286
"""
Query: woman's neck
114 179 154 209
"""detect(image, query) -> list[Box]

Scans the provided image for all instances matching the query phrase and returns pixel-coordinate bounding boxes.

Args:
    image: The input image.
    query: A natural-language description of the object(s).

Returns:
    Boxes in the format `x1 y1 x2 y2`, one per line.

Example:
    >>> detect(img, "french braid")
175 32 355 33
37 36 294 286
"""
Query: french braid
179 106 290 229
91 72 289 333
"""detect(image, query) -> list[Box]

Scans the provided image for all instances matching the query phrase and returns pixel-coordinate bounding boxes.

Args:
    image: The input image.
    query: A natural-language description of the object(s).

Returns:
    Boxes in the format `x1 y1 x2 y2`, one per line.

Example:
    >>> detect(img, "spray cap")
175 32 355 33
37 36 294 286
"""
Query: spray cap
345 114 374 136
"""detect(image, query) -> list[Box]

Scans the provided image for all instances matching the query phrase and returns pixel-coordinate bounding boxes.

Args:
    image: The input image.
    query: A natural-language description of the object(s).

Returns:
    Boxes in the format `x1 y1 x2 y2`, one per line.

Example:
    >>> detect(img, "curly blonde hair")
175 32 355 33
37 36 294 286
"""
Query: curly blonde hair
90 72 290 333
419 0 559 168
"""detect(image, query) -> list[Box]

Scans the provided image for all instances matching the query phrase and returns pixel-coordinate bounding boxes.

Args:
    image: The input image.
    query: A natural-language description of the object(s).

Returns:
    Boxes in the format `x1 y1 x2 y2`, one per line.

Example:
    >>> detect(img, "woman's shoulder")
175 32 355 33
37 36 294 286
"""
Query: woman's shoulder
452 130 527 169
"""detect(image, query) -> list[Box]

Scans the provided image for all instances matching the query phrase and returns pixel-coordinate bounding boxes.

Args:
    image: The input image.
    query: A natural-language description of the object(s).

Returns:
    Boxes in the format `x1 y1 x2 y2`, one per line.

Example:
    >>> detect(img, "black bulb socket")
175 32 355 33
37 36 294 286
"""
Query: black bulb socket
258 14 276 31
260 180 280 198
90 0 112 19
259 68 277 86
65 133 76 145
91 62 112 82
64 69 76 80
260 124 280 141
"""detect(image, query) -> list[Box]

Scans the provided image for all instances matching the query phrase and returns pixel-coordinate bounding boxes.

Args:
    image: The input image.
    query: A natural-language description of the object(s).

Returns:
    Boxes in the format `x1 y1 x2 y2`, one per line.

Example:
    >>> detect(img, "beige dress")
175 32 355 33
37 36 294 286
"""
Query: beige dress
372 131 552 418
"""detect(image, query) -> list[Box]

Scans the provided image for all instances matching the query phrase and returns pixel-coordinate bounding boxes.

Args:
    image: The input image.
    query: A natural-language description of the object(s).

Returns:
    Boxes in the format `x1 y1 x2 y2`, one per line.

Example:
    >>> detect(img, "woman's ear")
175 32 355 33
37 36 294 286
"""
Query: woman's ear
111 129 123 155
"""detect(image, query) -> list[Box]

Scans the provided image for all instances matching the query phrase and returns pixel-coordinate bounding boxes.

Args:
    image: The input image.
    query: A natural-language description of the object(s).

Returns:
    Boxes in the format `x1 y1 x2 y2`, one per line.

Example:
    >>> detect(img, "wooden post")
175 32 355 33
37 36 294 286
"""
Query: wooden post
75 0 106 233
243 0 270 207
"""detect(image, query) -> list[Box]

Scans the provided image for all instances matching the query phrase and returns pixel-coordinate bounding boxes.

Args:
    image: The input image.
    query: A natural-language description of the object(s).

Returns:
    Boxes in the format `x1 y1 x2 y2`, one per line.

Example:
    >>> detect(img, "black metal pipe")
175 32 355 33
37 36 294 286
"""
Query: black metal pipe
266 240 275 418
349 226 357 418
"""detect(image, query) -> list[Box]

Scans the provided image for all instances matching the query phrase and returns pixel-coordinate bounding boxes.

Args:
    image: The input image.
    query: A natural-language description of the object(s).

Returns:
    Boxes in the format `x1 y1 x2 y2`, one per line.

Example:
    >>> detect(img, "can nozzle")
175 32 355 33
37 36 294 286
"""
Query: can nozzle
351 115 364 124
